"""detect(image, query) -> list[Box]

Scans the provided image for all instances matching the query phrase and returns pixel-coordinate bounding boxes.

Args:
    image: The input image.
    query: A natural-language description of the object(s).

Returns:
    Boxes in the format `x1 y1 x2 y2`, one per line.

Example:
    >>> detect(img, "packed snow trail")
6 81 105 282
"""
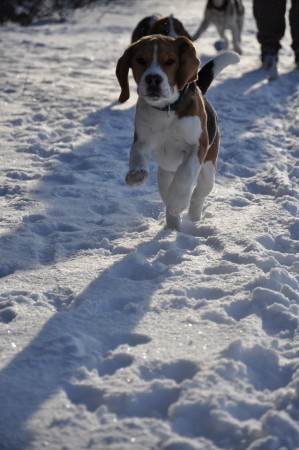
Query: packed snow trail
0 1 299 449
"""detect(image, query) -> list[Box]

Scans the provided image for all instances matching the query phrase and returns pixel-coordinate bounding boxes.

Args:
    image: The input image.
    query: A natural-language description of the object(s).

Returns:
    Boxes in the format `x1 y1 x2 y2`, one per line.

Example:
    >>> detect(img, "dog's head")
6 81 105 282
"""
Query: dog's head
116 35 199 107
148 15 191 40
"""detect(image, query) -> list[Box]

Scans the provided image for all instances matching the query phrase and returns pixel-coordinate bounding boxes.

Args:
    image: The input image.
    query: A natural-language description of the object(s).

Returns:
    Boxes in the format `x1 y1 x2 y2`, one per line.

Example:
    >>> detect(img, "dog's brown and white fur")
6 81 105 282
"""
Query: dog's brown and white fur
116 35 239 230
131 14 191 43
192 0 244 54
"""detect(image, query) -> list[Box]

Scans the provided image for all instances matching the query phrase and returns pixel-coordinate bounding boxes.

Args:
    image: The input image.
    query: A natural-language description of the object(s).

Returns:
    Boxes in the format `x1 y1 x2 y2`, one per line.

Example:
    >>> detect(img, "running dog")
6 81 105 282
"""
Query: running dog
192 0 244 54
116 35 239 230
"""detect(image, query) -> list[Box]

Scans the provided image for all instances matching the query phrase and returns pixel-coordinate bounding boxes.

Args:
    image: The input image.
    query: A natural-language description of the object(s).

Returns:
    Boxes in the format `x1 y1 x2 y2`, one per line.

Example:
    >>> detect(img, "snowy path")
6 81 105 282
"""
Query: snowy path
0 1 299 449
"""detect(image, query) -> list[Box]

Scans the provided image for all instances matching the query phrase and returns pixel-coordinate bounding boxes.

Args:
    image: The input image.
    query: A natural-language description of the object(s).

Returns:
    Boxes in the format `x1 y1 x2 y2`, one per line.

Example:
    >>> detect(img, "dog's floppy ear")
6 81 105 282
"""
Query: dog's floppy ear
175 37 200 90
116 46 134 103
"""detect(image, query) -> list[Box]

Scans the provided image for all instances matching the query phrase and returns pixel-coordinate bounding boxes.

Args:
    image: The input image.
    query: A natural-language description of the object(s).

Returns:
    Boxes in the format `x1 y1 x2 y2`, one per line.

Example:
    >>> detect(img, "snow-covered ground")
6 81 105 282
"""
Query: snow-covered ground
0 0 299 449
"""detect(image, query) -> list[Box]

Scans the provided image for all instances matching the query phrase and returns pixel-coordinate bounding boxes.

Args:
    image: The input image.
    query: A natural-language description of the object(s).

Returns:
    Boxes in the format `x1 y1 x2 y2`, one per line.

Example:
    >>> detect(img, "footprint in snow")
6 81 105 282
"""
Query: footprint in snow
226 287 298 337
111 252 168 281
223 340 293 391
0 306 17 324
65 380 181 419
0 185 23 197
204 261 239 275
98 353 134 377
0 263 17 278
104 332 151 353
5 170 41 181
140 359 199 384
64 383 105 413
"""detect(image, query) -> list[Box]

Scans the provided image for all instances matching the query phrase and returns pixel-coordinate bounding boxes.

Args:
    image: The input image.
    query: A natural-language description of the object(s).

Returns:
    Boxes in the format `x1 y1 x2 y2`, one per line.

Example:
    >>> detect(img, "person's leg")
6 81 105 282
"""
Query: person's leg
253 0 286 53
289 0 299 66
253 0 287 78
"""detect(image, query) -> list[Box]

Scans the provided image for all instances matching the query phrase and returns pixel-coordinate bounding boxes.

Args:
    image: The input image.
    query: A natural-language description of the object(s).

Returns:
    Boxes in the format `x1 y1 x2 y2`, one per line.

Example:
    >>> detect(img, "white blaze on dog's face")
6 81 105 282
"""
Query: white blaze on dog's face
116 35 200 107
133 41 179 107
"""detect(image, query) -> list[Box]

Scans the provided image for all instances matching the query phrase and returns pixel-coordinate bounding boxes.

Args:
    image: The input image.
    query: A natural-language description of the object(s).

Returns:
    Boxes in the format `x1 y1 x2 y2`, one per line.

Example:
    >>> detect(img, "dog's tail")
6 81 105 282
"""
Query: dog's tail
197 51 240 95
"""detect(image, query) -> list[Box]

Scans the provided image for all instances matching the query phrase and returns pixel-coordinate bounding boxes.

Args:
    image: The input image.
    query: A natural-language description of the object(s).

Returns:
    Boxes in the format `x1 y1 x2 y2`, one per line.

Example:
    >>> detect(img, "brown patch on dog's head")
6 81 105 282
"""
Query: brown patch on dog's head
116 37 156 103
116 35 199 103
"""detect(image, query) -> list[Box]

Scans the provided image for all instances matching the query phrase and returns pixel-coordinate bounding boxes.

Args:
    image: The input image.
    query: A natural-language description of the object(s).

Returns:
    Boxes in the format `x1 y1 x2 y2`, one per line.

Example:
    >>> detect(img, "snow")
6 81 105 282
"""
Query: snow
0 0 299 449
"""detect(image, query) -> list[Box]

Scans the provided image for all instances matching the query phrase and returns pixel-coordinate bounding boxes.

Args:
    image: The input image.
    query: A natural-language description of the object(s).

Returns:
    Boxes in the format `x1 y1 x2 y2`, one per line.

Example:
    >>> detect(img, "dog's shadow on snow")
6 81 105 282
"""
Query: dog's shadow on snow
0 93 197 446
0 94 166 447
0 226 191 448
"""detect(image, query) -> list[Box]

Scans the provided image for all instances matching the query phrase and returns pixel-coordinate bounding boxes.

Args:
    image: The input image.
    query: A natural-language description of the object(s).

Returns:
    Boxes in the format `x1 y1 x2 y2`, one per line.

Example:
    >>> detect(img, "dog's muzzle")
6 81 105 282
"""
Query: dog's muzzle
145 73 163 97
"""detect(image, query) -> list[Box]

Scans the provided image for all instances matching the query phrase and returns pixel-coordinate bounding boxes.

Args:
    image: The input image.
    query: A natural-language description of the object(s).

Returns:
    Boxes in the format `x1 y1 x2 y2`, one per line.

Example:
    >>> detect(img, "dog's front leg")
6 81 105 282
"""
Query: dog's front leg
125 142 150 186
217 25 229 50
166 151 201 228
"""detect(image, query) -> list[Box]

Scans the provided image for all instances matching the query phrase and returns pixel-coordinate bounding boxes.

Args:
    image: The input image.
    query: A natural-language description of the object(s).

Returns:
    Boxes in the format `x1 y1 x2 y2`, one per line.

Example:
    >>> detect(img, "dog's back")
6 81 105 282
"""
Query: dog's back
131 14 190 42
148 15 191 39
131 14 162 43
206 0 244 16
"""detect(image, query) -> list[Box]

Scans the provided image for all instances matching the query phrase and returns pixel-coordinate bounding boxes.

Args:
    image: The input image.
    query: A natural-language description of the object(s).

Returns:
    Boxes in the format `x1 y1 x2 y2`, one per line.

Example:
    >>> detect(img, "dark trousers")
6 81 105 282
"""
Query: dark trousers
253 0 299 53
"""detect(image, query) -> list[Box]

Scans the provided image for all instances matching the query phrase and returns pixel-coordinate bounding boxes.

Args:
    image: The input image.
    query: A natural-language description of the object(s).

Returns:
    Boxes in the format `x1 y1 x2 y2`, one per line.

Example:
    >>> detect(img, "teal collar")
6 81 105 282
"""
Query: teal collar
152 83 193 113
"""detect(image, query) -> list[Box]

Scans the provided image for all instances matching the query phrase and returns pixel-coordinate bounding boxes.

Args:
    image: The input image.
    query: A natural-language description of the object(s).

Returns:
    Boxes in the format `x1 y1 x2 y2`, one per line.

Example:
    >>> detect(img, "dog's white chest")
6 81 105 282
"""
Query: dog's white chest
136 105 202 172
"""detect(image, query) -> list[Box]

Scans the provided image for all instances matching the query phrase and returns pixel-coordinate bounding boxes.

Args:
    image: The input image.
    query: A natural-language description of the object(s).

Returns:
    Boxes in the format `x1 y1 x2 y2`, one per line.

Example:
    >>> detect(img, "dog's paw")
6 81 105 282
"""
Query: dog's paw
234 46 242 55
165 210 182 231
125 169 149 186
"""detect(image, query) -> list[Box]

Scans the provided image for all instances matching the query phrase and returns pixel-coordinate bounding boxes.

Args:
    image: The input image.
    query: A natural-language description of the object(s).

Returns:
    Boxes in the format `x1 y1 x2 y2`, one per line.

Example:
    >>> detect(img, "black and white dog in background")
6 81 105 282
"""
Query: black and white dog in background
192 0 245 54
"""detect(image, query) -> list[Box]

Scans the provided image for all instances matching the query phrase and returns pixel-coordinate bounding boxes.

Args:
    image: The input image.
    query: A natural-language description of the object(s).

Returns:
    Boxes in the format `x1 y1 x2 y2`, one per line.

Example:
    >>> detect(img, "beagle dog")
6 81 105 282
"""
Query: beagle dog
116 35 239 231
131 14 191 43
192 0 245 54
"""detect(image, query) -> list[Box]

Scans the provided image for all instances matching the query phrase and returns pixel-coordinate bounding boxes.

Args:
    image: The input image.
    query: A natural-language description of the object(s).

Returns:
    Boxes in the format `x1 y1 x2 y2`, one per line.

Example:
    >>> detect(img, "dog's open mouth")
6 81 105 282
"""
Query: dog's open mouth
146 91 161 100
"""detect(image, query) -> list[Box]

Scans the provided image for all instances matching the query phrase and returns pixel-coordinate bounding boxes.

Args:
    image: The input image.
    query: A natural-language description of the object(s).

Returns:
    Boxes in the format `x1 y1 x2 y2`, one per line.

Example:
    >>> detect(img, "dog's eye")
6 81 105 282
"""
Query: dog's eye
136 57 147 65
165 58 175 66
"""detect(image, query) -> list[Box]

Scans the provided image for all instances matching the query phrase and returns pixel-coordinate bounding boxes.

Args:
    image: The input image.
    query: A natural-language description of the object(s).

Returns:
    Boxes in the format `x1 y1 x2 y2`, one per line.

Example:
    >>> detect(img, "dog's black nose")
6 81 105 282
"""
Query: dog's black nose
145 74 163 87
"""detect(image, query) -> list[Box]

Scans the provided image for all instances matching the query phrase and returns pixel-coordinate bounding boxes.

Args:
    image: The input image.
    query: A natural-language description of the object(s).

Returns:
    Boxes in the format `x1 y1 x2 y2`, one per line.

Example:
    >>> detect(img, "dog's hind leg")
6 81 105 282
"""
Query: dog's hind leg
238 15 244 39
191 18 210 41
188 160 216 222
231 21 242 54
218 28 229 50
